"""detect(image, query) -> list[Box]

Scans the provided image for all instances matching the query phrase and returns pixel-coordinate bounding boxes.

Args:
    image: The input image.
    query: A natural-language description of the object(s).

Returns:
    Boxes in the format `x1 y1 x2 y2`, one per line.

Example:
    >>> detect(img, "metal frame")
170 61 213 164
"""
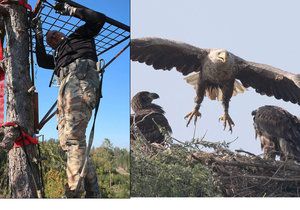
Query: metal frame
31 0 130 132
32 0 130 56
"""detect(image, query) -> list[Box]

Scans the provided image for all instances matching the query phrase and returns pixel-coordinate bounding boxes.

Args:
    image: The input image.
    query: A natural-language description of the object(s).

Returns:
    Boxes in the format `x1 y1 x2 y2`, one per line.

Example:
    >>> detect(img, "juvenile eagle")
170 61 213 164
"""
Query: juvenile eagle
252 105 300 161
131 37 300 132
131 91 172 144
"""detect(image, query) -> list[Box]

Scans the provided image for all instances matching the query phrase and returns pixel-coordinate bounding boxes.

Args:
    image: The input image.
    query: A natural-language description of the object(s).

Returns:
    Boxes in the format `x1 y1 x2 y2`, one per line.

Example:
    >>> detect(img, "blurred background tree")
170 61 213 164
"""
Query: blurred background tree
92 138 130 198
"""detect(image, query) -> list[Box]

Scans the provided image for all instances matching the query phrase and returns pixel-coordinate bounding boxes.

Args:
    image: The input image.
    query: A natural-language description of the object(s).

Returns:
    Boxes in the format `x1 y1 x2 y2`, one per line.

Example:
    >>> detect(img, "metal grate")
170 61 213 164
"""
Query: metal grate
32 0 130 56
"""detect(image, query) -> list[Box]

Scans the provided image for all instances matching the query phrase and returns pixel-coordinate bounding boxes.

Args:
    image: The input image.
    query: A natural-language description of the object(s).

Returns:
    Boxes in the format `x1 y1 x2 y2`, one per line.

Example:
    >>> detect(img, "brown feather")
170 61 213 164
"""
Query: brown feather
131 37 209 75
252 105 300 161
184 73 246 101
131 91 172 144
236 59 300 105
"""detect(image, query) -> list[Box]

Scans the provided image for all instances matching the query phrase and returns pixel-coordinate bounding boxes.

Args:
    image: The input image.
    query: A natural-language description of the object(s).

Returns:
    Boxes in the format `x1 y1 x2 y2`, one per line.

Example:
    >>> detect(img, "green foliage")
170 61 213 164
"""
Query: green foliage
39 139 67 198
43 168 66 198
91 138 130 198
131 137 222 197
0 138 129 198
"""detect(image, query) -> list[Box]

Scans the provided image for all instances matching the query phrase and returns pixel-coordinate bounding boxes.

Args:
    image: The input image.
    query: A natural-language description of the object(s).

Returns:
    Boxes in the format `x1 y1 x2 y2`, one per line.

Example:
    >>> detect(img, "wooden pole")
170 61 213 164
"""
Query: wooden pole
1 3 41 198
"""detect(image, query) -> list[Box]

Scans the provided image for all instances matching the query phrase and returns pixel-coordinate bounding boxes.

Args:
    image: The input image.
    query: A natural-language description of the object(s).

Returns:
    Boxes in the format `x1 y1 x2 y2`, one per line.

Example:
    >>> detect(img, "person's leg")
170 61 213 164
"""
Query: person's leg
84 158 100 198
58 79 67 151
78 63 101 198
65 62 101 197
58 77 85 198
63 74 91 197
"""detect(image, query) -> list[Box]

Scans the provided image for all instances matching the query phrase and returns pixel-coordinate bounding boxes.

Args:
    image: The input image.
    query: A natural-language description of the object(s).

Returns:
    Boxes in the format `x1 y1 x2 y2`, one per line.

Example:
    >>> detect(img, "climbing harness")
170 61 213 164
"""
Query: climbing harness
37 100 57 132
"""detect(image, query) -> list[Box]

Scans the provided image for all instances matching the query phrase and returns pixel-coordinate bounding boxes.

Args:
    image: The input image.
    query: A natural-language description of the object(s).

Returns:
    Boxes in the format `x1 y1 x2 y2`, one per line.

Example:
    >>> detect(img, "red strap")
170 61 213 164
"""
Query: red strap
0 122 17 127
0 40 4 124
18 0 32 11
14 131 38 148
1 121 38 147
0 0 32 11
0 122 18 127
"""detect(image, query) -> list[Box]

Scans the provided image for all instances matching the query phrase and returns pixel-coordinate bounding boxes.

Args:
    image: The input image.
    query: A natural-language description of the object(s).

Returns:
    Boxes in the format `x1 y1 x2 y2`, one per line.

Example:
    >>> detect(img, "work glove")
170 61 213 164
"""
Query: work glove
33 17 43 39
54 2 76 16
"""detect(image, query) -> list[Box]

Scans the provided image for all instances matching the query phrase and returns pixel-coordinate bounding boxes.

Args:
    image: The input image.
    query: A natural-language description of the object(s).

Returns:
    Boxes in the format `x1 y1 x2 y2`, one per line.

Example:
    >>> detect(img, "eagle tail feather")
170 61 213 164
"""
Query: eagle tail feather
233 80 247 94
206 80 246 101
184 75 247 101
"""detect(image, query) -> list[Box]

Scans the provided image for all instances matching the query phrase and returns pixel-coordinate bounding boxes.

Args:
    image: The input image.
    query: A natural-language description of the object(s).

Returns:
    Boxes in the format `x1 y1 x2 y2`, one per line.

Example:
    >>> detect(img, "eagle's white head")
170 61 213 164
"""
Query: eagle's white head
209 49 233 67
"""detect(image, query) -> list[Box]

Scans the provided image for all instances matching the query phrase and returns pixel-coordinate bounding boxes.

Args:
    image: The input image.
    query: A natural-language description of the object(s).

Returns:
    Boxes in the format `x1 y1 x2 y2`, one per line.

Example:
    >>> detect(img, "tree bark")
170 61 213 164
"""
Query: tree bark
1 3 41 198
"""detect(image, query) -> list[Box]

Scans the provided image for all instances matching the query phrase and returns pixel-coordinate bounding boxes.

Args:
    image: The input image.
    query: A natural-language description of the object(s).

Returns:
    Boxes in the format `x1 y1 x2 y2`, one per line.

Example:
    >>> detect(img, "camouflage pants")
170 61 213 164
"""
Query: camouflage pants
57 58 100 197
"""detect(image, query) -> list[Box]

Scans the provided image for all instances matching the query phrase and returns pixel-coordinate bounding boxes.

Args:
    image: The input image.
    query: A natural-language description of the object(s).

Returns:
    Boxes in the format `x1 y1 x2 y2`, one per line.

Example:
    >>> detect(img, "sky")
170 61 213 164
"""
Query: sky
26 0 130 148
131 0 300 155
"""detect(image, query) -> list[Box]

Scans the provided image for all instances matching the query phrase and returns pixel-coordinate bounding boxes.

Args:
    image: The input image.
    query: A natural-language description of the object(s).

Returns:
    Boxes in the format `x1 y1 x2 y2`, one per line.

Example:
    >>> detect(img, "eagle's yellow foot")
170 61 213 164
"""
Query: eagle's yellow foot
219 113 235 133
184 109 201 127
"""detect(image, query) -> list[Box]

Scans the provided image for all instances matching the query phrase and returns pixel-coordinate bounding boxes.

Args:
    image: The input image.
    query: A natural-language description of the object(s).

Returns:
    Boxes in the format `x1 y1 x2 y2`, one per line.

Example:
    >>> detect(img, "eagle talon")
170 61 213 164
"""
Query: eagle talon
219 114 235 133
184 109 201 127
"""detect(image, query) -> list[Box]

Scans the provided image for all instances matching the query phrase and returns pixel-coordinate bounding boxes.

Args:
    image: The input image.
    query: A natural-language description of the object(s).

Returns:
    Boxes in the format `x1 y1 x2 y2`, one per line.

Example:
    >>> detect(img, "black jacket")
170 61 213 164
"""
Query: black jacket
36 7 106 74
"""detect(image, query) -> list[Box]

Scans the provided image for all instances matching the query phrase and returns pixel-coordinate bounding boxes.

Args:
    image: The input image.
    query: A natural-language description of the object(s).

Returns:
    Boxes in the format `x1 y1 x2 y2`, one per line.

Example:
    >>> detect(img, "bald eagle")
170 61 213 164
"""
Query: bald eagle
252 105 300 161
131 91 172 144
131 37 300 132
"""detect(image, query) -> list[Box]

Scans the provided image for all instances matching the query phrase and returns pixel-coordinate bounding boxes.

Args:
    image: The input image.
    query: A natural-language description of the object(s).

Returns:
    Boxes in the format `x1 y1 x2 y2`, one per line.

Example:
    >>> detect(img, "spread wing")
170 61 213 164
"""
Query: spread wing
235 56 300 104
131 37 210 76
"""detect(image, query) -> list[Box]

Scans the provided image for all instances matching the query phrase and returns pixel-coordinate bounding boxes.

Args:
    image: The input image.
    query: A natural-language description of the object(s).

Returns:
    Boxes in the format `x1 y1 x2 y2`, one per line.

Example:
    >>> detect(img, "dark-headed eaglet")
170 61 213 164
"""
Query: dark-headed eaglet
252 105 300 161
131 91 172 144
131 37 300 132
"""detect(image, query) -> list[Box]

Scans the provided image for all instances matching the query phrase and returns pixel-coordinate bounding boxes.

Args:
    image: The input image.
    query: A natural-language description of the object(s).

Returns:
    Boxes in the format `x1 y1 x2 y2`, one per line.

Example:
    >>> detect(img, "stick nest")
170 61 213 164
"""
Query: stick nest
131 126 300 197
190 140 300 197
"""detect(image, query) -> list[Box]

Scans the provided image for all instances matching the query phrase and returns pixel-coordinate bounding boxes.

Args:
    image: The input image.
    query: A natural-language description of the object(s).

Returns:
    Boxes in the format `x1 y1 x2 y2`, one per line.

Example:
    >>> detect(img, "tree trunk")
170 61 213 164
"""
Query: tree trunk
2 3 40 198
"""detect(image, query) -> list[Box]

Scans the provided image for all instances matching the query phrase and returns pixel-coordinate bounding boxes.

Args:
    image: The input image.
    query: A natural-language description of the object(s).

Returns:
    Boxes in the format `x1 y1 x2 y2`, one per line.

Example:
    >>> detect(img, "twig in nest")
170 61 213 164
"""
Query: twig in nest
133 111 156 126
151 118 172 146
228 137 238 145
262 162 285 186
192 152 300 172
171 137 188 145
235 149 258 157
224 174 300 182
193 130 207 144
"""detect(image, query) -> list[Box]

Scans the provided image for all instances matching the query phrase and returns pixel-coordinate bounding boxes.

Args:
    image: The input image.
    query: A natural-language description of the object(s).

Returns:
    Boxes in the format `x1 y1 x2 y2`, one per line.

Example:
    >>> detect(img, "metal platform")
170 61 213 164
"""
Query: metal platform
32 0 130 56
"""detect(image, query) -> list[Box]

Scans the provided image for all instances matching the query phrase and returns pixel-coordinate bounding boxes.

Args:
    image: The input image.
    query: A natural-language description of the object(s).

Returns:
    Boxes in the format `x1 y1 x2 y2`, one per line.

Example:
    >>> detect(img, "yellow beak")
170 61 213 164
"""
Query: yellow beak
218 51 228 63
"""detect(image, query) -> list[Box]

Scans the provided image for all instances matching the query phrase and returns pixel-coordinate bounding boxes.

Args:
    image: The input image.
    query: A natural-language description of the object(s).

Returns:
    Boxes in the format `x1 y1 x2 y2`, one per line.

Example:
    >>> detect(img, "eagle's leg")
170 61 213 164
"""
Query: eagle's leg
219 81 235 133
184 80 206 127
184 104 201 127
260 135 277 160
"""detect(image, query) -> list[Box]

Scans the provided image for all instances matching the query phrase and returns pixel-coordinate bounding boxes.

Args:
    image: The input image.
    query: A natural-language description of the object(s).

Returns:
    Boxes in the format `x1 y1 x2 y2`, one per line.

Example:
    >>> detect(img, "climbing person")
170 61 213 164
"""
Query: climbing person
34 1 106 198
